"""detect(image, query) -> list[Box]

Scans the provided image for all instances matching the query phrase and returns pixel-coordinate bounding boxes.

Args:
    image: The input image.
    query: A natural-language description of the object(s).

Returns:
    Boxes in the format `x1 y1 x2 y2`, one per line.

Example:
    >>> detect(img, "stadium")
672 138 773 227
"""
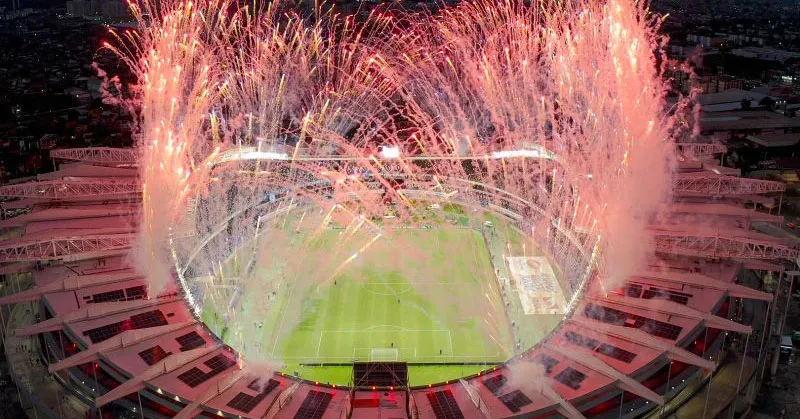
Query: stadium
1 0 796 418
0 143 793 419
179 148 577 387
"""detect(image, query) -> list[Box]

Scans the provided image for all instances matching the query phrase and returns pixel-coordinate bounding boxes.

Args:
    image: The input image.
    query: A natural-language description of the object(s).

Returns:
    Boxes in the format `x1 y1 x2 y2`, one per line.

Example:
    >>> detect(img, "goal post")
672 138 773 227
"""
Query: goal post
370 348 399 362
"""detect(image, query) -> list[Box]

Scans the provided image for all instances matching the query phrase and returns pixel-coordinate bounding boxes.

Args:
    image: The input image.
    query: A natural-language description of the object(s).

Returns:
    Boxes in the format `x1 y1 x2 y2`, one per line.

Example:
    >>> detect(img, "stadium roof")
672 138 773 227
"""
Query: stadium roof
699 110 800 132
0 146 787 418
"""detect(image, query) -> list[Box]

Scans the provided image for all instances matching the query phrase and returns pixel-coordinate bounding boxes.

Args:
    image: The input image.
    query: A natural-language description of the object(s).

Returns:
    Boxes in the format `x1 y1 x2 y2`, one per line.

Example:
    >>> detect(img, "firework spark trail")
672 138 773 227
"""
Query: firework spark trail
105 0 407 368
108 0 692 367
388 0 680 291
109 0 395 296
106 0 228 295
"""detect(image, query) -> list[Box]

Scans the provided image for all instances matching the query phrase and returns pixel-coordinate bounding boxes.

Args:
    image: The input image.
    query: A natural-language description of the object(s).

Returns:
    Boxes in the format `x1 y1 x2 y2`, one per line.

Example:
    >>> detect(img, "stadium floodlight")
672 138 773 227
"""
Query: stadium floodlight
490 146 556 160
379 145 401 159
212 148 290 166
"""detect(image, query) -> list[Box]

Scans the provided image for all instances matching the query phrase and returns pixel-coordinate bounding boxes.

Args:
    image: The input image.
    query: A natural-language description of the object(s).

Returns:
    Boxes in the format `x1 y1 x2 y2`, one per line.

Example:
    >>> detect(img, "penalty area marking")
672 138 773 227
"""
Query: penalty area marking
316 328 453 358
353 347 417 360
270 281 296 356
369 348 399 361
358 281 475 297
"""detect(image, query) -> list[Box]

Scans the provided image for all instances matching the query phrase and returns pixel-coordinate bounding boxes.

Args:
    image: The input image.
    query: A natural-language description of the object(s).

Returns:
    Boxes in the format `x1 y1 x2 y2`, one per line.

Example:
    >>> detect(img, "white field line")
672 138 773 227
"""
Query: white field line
447 330 454 355
353 347 417 360
318 329 451 360
280 355 502 360
370 348 400 361
316 332 324 357
270 282 296 356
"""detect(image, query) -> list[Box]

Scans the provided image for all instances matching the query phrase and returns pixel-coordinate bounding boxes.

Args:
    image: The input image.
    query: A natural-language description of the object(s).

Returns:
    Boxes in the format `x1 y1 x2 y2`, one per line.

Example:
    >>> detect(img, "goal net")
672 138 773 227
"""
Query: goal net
370 348 399 362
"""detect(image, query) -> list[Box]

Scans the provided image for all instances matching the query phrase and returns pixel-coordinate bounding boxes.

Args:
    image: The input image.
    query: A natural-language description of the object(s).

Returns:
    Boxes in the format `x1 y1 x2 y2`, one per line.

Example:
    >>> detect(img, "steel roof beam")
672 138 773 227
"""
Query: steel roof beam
459 379 493 418
15 296 182 337
542 344 664 406
95 345 221 407
48 323 194 373
676 143 727 156
631 271 772 301
673 173 785 196
263 382 301 419
0 233 136 263
740 259 785 272
651 230 798 262
50 147 138 167
0 179 141 199
0 270 144 306
173 370 249 419
569 317 715 370
543 381 587 419
499 362 586 419
591 294 752 334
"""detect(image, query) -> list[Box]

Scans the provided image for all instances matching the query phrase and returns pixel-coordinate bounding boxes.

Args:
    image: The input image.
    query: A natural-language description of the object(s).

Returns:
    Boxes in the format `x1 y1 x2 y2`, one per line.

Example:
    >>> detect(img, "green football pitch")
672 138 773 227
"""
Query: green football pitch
202 208 516 386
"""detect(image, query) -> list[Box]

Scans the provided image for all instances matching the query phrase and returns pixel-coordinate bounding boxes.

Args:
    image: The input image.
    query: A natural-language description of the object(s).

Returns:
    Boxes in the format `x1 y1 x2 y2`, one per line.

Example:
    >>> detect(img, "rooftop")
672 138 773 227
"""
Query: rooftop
699 110 800 132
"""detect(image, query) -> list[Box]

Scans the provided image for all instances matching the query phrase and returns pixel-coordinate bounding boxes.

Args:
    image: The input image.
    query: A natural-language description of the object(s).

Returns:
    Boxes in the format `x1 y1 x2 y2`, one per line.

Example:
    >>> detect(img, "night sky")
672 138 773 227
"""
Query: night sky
2 0 67 9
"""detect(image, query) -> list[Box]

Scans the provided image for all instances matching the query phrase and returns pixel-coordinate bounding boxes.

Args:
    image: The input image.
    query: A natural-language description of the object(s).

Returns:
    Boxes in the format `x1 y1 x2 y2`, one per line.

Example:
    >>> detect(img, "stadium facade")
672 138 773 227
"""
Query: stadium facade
0 144 793 418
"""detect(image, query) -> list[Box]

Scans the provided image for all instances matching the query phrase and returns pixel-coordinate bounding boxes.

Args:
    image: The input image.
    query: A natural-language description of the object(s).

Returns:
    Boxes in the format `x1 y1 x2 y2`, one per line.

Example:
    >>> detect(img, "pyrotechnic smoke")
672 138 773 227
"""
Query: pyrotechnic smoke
389 0 678 291
505 358 548 397
103 0 226 294
103 0 688 367
106 0 394 296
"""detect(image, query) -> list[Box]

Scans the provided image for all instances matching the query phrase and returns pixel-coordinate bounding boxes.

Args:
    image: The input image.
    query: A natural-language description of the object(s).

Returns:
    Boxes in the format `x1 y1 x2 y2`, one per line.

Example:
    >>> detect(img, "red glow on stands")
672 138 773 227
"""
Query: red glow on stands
585 325 725 415
609 288 625 296
65 341 78 356
717 299 731 317
352 398 380 408
583 397 621 416
86 0 732 416
141 396 178 416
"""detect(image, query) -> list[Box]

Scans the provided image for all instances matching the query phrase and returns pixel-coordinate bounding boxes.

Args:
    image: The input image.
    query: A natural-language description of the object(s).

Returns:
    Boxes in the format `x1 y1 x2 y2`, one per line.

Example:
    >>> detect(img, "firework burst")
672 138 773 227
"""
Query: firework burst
388 0 678 291
103 0 688 367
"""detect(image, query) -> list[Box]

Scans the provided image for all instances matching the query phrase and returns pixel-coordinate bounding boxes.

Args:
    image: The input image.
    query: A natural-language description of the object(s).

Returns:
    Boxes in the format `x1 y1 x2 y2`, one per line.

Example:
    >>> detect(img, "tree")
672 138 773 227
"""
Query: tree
741 98 752 110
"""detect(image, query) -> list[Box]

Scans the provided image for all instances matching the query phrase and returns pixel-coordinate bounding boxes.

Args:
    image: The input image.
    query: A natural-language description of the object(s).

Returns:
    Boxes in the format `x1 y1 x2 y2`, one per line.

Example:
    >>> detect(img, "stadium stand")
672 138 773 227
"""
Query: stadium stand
175 331 206 352
498 390 533 413
0 146 780 418
138 345 171 366
293 390 333 419
427 390 465 419
176 354 237 388
226 379 280 413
